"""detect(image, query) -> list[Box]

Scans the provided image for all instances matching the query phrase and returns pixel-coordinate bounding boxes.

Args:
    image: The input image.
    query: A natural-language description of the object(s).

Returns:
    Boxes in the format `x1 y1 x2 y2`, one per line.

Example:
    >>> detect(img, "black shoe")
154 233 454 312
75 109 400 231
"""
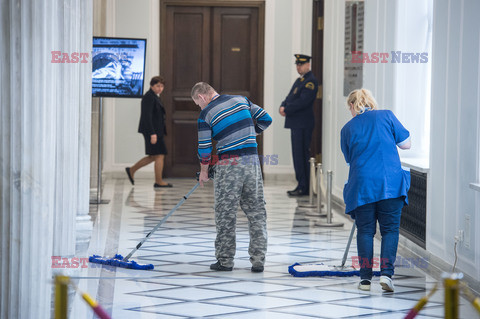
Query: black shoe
125 167 134 185
154 183 173 188
358 279 371 291
288 189 308 196
251 265 264 273
287 187 299 195
210 261 233 271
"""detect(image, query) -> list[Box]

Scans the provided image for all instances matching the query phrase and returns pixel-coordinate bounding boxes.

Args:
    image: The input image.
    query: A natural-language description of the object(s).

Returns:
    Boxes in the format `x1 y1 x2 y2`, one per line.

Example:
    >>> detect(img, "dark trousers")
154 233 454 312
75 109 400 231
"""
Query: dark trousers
290 128 313 191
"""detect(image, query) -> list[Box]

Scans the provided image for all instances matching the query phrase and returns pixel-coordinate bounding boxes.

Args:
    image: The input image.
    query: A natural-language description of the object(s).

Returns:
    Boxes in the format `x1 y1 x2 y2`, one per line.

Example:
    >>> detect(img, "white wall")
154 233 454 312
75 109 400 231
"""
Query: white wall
102 0 160 174
263 0 313 176
102 0 312 179
322 0 351 198
428 0 480 280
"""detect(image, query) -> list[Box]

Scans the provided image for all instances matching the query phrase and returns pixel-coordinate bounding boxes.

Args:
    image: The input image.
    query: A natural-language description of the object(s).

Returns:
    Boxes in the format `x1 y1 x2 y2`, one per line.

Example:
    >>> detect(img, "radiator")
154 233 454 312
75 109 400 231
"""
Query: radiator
400 169 427 248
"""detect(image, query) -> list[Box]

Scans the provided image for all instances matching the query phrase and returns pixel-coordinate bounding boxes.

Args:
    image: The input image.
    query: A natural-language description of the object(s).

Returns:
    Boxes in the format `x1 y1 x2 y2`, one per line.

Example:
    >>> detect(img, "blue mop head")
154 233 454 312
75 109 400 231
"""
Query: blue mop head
289 263 381 277
89 254 154 270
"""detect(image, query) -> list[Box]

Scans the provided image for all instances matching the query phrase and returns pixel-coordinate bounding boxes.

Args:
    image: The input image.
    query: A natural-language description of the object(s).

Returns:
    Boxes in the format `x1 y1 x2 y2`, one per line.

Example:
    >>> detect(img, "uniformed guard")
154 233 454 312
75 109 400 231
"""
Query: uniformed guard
279 54 318 196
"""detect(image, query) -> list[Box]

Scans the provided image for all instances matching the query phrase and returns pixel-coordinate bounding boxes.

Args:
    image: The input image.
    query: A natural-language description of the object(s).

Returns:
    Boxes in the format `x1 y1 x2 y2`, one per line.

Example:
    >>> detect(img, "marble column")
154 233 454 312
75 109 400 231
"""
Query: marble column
0 0 92 317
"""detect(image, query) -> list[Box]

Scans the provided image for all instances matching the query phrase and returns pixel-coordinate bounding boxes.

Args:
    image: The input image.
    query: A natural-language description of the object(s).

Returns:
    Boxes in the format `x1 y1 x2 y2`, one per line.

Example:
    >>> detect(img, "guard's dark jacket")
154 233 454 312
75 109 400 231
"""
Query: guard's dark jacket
138 89 166 136
281 71 318 129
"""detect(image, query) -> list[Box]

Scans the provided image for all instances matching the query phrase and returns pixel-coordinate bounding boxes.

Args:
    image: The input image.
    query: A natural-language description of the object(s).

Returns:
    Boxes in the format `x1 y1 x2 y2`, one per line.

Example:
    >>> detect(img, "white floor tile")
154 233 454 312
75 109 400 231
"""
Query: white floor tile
208 295 311 309
138 301 251 317
134 286 242 301
211 310 330 319
266 287 368 302
277 303 386 318
333 295 432 311
203 281 300 294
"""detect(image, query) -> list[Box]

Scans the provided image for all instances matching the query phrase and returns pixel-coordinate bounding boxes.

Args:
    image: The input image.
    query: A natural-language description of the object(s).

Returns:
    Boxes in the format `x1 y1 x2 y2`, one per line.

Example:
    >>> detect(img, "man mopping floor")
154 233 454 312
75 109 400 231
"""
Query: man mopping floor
191 82 272 273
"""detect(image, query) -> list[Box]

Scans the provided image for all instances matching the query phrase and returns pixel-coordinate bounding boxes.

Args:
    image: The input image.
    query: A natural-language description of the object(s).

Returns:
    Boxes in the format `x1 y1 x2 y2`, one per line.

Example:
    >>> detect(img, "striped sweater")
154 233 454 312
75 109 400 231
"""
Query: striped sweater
197 95 272 164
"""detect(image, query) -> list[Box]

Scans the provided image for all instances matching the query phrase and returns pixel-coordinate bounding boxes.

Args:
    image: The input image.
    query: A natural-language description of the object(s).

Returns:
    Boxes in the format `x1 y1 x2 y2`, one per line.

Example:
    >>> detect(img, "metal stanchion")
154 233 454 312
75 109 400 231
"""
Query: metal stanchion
317 164 323 215
54 275 69 319
299 158 318 209
54 275 111 319
315 170 344 227
304 163 326 217
444 272 463 319
90 97 110 205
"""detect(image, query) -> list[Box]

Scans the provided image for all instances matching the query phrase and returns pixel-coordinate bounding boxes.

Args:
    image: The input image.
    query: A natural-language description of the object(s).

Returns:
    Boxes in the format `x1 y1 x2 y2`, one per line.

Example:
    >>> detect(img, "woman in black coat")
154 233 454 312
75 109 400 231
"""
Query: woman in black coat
125 76 172 188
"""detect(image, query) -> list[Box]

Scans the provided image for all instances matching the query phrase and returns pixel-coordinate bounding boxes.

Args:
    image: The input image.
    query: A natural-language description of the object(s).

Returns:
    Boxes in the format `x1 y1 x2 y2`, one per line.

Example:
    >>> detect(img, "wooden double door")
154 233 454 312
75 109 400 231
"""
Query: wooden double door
161 1 265 177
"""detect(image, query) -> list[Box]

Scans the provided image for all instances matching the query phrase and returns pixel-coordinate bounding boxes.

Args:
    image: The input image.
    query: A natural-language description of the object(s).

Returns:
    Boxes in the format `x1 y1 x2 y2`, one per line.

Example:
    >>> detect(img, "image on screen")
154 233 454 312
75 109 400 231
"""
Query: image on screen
92 37 147 98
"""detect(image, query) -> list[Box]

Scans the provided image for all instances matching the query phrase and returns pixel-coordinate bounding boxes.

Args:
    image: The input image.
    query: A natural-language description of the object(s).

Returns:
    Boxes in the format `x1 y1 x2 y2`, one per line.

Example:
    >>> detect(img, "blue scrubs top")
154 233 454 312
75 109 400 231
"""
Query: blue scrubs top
341 109 411 215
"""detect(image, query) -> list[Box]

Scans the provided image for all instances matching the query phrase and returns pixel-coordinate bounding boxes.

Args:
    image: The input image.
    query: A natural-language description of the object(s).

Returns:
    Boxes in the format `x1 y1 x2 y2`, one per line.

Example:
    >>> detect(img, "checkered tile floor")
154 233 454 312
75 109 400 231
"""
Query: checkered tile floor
70 177 479 318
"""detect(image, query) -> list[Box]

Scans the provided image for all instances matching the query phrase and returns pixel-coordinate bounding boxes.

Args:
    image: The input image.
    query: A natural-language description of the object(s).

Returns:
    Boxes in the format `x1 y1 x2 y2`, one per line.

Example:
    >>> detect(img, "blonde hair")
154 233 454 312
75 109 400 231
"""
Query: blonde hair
347 88 378 114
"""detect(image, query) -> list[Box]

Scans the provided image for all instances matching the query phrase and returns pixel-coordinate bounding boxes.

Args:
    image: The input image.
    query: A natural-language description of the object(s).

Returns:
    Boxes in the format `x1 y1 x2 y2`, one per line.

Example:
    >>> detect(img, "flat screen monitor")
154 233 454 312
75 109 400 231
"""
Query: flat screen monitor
92 37 147 98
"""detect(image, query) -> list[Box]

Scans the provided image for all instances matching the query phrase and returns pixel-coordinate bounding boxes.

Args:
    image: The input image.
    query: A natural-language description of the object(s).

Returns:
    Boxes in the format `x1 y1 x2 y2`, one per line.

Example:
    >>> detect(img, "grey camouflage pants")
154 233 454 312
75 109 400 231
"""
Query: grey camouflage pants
213 156 267 268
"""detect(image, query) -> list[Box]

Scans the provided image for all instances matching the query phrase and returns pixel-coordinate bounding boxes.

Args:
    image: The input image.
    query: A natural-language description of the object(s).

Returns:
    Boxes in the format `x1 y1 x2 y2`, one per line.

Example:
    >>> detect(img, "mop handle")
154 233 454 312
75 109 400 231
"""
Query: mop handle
341 221 356 268
123 182 200 262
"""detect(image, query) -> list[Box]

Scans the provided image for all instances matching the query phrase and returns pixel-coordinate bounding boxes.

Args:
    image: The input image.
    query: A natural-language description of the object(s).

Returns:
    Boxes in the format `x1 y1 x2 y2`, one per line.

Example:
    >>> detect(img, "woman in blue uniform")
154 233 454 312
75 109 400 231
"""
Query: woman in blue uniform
341 89 411 292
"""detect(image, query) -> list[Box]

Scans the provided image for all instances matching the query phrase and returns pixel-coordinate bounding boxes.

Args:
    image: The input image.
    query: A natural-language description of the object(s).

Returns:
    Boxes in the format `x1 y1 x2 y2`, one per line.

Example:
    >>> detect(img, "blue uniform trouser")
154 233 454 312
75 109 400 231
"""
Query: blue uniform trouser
290 128 313 192
353 197 404 280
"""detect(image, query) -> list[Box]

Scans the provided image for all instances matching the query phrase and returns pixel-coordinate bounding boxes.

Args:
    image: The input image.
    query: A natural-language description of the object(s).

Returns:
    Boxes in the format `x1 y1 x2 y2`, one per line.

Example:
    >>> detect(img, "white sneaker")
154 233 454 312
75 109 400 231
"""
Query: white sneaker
358 279 371 291
380 275 394 292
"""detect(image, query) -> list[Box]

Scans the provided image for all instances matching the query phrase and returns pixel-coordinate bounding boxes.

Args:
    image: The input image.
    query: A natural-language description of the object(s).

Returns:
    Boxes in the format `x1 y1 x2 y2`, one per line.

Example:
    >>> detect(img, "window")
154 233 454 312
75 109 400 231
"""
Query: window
394 0 433 167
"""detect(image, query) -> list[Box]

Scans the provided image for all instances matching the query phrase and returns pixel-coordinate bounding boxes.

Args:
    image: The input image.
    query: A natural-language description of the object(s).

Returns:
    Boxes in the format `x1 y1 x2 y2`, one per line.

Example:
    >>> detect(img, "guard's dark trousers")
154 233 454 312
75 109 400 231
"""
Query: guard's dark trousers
291 128 313 192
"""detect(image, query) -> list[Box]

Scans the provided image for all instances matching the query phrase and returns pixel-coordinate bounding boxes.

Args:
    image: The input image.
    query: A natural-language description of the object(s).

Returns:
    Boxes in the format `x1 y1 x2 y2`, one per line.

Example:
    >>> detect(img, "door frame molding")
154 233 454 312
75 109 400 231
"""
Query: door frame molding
161 0 265 8
311 0 324 162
